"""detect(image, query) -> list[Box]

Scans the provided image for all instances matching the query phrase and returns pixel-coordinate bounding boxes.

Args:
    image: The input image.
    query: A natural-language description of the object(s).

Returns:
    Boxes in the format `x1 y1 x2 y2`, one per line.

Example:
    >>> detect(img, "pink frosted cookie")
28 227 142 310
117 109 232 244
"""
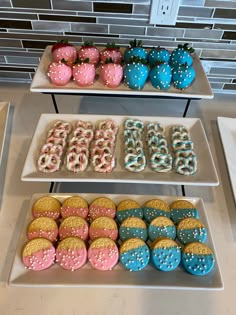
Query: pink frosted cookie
32 196 61 220
47 61 72 86
22 238 55 271
59 216 89 240
27 217 58 242
88 237 119 271
88 197 116 221
89 216 118 241
56 237 87 271
61 196 89 219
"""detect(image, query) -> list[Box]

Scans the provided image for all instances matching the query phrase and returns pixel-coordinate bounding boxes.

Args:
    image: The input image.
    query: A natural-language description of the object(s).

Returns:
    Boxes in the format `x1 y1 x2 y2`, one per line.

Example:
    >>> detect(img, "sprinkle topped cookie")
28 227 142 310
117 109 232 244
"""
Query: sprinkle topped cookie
116 199 143 224
170 199 199 224
143 199 170 223
32 196 61 220
89 216 118 241
88 197 116 221
148 216 176 242
61 196 89 219
56 237 87 271
181 242 215 276
151 238 181 271
59 216 89 241
119 217 147 241
177 218 207 245
27 217 58 242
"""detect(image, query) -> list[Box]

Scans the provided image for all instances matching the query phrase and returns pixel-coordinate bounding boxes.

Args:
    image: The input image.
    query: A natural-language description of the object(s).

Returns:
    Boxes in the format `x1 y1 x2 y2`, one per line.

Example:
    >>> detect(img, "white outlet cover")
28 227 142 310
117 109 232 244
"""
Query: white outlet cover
149 0 180 26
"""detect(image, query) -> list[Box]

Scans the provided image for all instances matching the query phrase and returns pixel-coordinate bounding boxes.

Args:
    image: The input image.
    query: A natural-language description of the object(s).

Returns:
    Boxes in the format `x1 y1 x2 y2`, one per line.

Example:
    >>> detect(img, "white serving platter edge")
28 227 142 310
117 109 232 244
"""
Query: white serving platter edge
21 114 219 186
0 102 10 166
30 46 213 99
9 193 223 290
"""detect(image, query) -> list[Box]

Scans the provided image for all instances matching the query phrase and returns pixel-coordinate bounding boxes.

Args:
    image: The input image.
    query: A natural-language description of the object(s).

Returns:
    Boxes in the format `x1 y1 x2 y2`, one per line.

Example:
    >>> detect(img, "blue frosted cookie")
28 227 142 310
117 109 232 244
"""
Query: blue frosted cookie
119 238 150 271
116 199 143 224
151 238 181 271
148 216 176 242
181 242 215 276
177 218 207 245
119 217 147 241
143 199 170 223
170 199 199 224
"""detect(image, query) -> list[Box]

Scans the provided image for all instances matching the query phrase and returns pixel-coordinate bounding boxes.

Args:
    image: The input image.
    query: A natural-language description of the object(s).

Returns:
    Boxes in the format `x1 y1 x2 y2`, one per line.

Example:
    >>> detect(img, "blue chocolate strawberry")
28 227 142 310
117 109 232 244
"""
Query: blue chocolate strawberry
124 39 148 64
149 62 172 90
148 47 170 66
170 43 194 68
172 63 196 90
123 57 149 90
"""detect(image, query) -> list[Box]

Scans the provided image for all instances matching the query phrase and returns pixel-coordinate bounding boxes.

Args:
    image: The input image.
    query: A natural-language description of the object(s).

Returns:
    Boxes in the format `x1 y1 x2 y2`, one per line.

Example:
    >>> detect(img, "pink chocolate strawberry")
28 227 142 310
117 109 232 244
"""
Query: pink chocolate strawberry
100 43 123 64
77 42 100 66
100 59 123 88
51 39 77 66
72 58 96 87
47 61 72 86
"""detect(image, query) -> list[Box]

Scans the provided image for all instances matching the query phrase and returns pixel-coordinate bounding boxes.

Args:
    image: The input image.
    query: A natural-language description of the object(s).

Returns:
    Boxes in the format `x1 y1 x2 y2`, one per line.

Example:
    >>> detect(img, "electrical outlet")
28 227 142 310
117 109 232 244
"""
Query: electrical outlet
149 0 180 26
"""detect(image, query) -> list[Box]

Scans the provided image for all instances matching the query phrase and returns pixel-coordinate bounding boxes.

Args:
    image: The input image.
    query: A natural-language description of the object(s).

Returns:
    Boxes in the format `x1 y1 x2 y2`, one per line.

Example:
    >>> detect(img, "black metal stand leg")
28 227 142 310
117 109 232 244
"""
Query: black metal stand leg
183 98 191 117
51 93 59 113
181 185 186 196
49 182 55 193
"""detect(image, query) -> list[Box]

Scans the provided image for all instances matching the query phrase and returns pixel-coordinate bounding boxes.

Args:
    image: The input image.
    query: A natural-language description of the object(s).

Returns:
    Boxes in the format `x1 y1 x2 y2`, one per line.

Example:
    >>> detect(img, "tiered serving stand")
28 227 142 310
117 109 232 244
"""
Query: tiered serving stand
8 46 224 290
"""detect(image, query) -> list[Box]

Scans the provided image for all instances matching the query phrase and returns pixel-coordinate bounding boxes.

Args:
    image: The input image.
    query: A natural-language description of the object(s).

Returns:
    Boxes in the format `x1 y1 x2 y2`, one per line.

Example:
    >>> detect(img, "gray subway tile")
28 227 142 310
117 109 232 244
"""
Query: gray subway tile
52 0 92 11
12 0 51 9
214 8 236 19
180 0 205 5
0 19 32 29
193 42 236 50
210 67 236 76
178 6 213 18
208 77 232 83
202 60 236 68
110 25 145 36
133 4 150 15
223 83 236 90
0 49 41 57
32 21 70 32
0 12 38 20
147 27 184 38
205 1 236 8
98 17 149 26
214 24 236 31
210 82 224 89
184 29 223 39
71 23 108 34
0 0 12 7
0 39 22 48
0 56 6 63
201 49 236 59
0 71 31 79
6 56 39 65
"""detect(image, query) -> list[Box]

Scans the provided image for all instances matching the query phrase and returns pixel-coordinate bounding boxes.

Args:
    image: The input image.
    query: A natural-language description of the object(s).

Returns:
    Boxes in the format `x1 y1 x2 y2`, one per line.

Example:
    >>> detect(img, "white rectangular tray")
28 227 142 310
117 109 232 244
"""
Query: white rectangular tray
21 114 218 186
30 46 213 99
217 117 236 202
0 102 10 166
9 193 223 290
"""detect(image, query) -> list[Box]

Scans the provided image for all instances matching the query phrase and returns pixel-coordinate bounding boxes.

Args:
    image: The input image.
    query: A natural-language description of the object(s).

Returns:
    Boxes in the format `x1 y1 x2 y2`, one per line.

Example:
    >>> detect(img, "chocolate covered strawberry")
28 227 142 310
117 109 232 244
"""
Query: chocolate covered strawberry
100 58 123 88
77 42 100 66
51 39 77 66
47 61 72 86
72 58 96 87
100 43 123 64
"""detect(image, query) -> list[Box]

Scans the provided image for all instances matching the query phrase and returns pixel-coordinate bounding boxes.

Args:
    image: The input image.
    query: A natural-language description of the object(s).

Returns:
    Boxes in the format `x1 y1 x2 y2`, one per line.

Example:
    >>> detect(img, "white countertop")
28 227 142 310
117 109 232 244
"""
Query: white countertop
0 84 236 315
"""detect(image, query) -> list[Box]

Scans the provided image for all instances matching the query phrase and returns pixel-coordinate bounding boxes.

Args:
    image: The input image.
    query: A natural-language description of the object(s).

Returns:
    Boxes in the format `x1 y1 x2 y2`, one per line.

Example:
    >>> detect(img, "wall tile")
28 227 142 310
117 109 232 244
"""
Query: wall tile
201 49 236 59
98 17 149 26
205 1 236 8
32 21 70 32
0 71 31 79
0 12 38 19
0 39 22 47
22 40 55 49
222 31 236 40
210 67 236 76
133 4 150 15
193 42 236 50
0 56 6 63
184 29 223 39
175 22 213 29
0 49 41 57
214 24 236 31
66 32 118 38
147 27 185 38
52 0 91 11
210 82 224 89
39 14 96 23
0 65 34 72
0 0 12 7
71 23 108 34
110 25 145 36
208 77 232 83
12 0 51 9
178 6 213 17
214 8 236 19
94 2 132 13
233 79 236 83
223 83 236 90
6 56 39 65
180 0 205 5
0 19 32 29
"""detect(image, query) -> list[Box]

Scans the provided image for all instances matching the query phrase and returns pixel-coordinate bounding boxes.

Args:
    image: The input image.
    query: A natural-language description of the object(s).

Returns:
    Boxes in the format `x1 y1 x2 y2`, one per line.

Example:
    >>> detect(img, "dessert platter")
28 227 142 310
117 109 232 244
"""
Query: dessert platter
9 193 223 290
21 114 219 186
30 42 213 99
0 102 10 166
217 117 236 203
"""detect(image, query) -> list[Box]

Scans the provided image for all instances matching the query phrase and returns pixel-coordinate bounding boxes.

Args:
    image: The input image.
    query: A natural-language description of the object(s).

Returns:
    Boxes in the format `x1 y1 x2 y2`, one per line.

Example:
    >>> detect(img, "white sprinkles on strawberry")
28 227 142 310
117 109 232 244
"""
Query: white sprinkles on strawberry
47 61 72 86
